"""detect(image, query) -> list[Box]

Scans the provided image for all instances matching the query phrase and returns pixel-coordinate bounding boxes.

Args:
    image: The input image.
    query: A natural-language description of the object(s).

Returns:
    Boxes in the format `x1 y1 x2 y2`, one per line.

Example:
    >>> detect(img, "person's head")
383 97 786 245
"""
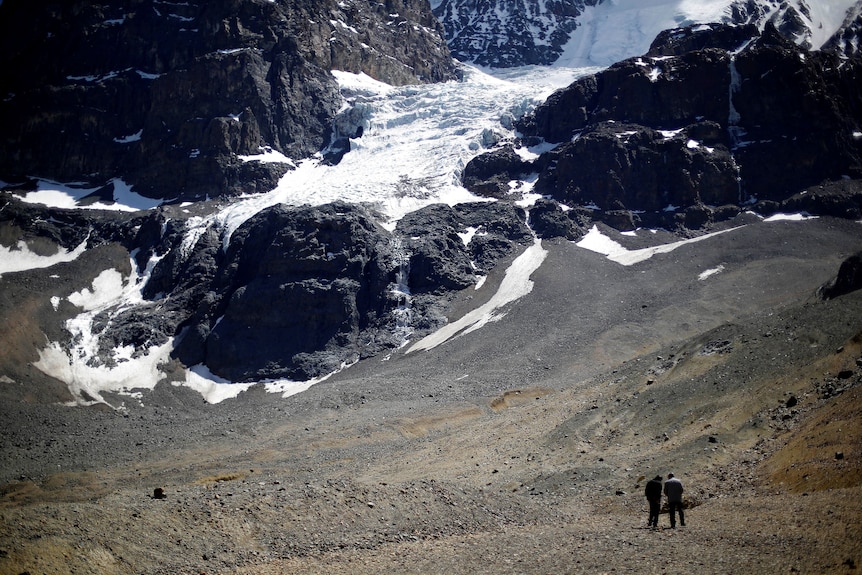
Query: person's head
654 475 662 481
667 473 675 479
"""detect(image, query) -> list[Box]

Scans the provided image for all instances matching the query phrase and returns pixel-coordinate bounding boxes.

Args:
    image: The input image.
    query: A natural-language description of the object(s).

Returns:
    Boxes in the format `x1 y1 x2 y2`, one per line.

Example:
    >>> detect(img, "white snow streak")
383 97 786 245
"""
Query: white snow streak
407 237 547 353
10 178 161 212
0 239 88 278
576 225 742 266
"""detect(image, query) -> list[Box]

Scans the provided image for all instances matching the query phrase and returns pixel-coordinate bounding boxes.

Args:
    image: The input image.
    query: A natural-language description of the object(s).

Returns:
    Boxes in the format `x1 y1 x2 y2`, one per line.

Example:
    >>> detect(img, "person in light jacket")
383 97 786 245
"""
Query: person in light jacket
663 473 685 528
644 475 663 529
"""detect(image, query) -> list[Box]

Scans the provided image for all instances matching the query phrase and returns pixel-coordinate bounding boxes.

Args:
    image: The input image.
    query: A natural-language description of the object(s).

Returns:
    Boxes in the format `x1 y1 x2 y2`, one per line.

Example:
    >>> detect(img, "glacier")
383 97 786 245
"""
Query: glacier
11 0 861 406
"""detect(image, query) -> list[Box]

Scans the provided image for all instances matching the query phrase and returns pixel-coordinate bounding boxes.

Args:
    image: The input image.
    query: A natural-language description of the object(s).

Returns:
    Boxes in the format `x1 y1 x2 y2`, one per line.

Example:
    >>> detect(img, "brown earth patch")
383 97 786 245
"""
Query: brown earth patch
759 385 862 493
396 405 485 437
489 387 555 412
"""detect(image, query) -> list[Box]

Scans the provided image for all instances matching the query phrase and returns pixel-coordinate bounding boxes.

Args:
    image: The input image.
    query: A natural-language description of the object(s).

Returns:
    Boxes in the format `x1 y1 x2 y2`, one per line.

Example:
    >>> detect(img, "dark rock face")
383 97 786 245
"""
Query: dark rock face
532 121 739 216
730 27 862 201
648 23 759 56
433 0 598 67
0 0 456 202
518 47 733 142
467 23 862 232
462 146 530 199
172 201 532 380
194 203 395 380
729 0 862 54
0 193 537 382
821 251 862 300
823 6 862 59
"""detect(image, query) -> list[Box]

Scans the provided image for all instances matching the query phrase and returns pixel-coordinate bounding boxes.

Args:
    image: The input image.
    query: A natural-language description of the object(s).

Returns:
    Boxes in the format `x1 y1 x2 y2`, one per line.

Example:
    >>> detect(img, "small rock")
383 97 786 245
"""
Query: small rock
153 487 166 499
786 396 798 408
835 452 845 460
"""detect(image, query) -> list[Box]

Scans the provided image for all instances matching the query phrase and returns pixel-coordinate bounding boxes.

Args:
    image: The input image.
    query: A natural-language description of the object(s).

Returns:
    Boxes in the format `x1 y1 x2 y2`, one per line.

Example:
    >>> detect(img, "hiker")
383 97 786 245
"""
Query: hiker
664 472 685 528
644 475 663 529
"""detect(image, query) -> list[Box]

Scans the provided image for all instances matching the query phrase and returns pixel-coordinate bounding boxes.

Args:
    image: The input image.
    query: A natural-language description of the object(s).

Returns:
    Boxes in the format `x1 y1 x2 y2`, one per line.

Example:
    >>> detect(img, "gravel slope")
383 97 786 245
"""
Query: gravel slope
1 216 861 574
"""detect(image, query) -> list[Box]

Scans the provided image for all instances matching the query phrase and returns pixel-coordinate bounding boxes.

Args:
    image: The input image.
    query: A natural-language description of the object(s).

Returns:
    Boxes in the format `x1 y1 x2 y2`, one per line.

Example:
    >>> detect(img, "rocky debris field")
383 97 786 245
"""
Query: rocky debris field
1 216 862 574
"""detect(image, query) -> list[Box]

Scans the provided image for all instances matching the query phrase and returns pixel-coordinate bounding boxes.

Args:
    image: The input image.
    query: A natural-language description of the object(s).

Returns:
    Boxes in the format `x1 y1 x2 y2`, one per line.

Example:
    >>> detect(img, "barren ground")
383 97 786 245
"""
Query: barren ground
1 217 861 574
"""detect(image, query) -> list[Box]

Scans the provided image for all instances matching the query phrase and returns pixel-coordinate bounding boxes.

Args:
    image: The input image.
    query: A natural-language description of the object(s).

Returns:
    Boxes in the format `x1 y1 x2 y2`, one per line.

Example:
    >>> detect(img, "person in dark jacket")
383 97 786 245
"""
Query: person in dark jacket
664 472 685 528
644 475 663 529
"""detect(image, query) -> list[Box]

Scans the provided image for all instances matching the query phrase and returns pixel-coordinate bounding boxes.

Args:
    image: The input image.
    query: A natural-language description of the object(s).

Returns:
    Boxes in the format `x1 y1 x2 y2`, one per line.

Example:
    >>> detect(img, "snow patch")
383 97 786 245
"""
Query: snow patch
0 239 88 278
237 146 295 165
67 269 126 311
576 225 742 266
114 130 142 143
762 213 818 222
407 236 547 353
698 265 725 280
15 178 161 212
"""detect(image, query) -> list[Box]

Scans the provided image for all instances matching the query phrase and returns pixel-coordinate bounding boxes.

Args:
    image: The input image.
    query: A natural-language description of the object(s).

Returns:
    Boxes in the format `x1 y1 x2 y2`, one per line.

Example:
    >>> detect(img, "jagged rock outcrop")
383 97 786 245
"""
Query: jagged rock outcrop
0 192 535 382
433 0 599 67
434 0 862 68
0 0 456 202
823 3 862 58
729 0 862 54
821 251 862 300
169 200 532 380
466 23 862 232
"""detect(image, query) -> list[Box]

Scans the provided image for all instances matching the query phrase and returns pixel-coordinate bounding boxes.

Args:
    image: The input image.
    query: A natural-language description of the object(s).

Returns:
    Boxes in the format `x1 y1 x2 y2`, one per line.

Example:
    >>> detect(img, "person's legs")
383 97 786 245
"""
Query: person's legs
648 500 659 527
668 502 678 527
679 503 685 526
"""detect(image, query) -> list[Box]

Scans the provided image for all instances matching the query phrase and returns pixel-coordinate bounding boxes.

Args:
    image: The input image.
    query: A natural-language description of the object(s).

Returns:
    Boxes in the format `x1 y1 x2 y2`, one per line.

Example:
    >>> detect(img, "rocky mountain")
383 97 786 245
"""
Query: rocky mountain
432 0 599 67
0 1 861 395
0 0 456 202
2 3 862 573
466 22 862 234
434 0 862 68
729 0 862 56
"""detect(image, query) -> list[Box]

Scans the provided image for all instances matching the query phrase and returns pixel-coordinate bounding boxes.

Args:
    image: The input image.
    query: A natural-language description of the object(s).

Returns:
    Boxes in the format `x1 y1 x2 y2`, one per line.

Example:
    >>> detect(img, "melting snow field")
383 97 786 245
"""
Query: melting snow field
575 224 743 266
557 0 861 68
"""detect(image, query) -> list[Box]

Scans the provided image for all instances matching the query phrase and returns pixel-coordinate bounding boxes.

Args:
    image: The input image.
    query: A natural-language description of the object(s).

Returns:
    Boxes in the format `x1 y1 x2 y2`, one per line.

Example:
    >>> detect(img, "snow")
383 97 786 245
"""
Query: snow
114 129 143 143
238 146 295 165
699 264 725 280
576 224 742 266
11 178 161 212
21 0 858 404
67 269 127 311
0 238 88 278
35 339 173 408
762 213 818 222
182 65 590 250
32 253 171 407
407 236 548 353
797 0 861 50
555 0 860 68
557 0 736 68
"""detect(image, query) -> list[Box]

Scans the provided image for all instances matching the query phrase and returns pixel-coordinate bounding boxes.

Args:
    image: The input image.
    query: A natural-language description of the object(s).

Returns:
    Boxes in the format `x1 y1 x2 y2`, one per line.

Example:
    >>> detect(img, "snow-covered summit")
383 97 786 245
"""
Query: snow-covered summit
435 0 862 68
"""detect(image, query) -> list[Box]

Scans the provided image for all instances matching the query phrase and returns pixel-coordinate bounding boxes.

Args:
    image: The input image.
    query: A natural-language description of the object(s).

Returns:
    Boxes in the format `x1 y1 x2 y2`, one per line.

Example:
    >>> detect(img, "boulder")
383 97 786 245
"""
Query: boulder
462 146 530 198
821 251 862 300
